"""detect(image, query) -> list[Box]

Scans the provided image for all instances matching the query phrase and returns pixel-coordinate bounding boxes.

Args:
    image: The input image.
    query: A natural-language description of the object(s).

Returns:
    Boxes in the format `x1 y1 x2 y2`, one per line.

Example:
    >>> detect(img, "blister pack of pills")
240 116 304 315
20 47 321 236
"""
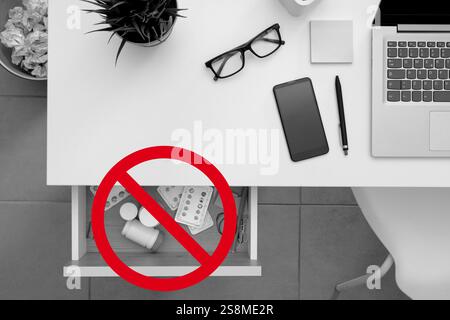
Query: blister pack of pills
90 186 130 211
157 186 184 211
175 186 213 227
188 211 214 235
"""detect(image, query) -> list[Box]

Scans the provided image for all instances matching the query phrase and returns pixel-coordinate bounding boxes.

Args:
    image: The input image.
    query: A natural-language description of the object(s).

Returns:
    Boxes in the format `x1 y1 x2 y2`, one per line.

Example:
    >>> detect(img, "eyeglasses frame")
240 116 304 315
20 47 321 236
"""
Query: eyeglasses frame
205 23 286 81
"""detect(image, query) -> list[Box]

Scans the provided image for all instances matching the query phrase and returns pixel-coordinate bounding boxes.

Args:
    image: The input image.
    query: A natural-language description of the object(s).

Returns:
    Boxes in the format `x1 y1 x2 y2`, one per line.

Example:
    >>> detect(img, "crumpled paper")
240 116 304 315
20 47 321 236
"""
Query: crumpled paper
0 0 48 78
0 25 25 47
23 0 48 16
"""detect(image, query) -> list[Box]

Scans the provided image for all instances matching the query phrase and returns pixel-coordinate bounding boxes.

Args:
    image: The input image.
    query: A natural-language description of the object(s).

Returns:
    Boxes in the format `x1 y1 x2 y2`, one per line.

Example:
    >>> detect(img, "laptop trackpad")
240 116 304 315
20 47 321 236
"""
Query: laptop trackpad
430 112 450 151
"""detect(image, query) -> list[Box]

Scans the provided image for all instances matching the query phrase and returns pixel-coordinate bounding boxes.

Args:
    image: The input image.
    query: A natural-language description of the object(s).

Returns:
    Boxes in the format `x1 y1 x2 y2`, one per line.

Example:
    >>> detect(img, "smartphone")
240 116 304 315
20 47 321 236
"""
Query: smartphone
273 77 329 162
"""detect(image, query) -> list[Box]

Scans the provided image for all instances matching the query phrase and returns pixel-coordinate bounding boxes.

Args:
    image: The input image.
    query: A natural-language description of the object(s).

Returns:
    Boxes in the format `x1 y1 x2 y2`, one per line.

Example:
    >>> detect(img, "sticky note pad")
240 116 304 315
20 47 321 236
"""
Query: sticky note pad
310 20 353 64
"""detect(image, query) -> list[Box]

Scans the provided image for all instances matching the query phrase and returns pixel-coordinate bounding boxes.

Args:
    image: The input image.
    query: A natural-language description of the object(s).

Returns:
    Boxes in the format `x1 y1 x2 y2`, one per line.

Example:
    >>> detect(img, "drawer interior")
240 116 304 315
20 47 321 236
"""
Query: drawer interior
65 186 261 277
86 186 249 254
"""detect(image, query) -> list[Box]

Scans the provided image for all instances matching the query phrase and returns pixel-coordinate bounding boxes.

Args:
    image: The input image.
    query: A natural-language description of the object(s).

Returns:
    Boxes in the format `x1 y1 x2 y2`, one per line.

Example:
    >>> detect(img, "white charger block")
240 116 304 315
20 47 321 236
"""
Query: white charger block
139 206 160 228
119 202 138 221
122 220 164 252
279 0 317 17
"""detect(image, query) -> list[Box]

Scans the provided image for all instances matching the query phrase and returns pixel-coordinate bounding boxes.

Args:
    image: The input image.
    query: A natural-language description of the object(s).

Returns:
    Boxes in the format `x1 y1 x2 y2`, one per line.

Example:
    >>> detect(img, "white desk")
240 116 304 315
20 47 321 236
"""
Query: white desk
48 0 450 188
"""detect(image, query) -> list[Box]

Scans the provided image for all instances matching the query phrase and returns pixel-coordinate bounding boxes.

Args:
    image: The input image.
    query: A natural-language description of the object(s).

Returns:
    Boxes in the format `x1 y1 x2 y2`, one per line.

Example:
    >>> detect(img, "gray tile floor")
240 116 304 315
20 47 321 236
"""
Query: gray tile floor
0 67 409 300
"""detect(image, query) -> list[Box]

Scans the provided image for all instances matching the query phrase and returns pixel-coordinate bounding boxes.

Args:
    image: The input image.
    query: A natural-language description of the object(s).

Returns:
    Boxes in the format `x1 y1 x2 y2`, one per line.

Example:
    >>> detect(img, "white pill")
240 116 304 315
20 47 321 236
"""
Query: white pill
139 207 160 228
119 202 138 221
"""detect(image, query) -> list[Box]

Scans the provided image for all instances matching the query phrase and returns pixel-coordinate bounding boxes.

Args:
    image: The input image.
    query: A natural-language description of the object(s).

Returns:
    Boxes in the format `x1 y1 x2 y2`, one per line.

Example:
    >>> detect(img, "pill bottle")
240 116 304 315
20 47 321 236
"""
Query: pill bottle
121 220 164 252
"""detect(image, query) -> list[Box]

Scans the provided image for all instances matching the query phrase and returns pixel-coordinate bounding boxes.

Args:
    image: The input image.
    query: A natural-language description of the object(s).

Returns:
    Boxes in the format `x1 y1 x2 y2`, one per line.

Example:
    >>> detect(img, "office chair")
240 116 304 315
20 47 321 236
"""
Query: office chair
333 188 450 300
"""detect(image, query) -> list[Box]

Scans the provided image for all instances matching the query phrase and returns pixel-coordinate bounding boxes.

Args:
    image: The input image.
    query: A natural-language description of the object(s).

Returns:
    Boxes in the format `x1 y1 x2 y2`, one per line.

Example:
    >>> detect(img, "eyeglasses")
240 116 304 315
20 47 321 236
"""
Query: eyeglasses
205 24 285 81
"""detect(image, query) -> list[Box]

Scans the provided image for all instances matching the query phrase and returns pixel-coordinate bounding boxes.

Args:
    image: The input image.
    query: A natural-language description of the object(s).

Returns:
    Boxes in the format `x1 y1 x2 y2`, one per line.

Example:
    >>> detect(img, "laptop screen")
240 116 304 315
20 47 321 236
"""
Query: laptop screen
378 0 450 26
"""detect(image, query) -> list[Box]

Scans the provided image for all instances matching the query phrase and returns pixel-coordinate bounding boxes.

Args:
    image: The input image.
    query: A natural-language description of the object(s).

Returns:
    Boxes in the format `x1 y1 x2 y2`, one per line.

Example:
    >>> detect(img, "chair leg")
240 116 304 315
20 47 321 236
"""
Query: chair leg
331 254 394 300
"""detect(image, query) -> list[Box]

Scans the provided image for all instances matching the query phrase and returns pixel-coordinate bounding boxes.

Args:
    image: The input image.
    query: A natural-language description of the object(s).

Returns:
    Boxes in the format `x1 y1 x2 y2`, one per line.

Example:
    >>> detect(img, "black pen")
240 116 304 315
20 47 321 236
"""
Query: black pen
335 76 349 156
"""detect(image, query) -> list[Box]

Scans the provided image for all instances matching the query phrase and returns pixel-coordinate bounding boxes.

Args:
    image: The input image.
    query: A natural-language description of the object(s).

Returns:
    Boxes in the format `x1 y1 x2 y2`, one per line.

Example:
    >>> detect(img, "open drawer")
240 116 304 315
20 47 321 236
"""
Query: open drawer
64 186 261 277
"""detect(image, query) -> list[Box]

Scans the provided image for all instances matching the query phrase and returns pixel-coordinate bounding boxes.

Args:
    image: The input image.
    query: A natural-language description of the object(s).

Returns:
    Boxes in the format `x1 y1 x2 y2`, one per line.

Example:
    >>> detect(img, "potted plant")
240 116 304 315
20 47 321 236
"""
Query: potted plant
85 0 185 64
0 0 48 80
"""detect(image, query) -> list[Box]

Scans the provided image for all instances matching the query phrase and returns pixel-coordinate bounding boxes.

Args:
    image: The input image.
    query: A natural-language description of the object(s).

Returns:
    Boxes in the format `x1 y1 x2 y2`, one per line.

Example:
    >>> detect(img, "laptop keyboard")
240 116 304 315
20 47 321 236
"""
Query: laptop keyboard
386 41 450 102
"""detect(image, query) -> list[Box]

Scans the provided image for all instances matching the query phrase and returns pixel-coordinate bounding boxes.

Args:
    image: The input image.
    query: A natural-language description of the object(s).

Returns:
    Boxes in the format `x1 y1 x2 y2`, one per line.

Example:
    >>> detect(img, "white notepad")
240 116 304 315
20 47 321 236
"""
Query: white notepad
310 20 354 64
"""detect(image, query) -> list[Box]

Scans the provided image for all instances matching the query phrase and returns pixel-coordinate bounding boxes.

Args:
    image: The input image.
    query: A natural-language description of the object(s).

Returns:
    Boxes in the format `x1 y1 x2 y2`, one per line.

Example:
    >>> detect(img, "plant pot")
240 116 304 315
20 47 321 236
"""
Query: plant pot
117 0 177 48
119 20 176 48
0 0 47 81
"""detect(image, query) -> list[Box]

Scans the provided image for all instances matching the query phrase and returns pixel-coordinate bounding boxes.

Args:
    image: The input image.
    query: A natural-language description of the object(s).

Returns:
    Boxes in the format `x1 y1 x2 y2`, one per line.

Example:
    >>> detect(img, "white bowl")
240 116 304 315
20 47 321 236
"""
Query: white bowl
0 0 47 81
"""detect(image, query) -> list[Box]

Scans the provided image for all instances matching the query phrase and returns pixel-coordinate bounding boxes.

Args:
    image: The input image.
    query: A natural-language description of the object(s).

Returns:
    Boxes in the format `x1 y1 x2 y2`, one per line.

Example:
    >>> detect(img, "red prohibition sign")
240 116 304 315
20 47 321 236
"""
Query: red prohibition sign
91 146 237 291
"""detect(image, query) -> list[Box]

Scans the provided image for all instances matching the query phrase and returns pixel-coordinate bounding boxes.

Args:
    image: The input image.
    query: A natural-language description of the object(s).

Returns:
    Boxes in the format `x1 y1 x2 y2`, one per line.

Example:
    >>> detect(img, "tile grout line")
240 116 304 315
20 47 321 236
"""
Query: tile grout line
258 203 302 206
88 277 92 300
0 95 47 99
0 200 70 204
298 204 301 300
300 204 359 207
259 203 359 207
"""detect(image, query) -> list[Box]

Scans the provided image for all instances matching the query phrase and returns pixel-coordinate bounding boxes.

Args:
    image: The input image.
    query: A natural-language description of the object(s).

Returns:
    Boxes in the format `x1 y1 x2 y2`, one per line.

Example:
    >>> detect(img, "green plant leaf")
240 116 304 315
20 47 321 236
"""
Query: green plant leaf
85 0 187 64
115 37 127 66
132 18 146 41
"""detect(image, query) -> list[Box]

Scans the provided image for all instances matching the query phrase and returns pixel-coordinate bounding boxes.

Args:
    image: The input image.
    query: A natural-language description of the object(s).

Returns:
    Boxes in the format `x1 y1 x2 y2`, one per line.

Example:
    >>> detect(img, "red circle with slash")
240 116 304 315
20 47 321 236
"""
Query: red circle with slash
91 146 237 291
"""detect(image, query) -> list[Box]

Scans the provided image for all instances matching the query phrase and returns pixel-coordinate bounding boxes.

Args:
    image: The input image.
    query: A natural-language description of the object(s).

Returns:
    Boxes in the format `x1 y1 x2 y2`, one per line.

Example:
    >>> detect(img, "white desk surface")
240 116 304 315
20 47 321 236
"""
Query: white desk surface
48 0 450 187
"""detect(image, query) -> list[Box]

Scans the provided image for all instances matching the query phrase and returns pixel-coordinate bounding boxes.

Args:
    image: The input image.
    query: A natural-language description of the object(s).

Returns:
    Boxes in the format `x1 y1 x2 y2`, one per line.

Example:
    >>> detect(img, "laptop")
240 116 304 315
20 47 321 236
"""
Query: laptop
372 0 450 157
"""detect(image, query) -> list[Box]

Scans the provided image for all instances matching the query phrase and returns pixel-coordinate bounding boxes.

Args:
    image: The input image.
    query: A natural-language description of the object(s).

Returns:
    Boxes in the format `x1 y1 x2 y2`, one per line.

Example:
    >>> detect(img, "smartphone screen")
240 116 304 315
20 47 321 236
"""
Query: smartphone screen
273 78 329 162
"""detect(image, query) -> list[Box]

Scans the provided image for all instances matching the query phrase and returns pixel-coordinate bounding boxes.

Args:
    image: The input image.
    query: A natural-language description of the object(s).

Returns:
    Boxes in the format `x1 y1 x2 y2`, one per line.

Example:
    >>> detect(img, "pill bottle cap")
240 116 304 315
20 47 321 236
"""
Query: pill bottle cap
139 207 160 228
119 202 138 221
